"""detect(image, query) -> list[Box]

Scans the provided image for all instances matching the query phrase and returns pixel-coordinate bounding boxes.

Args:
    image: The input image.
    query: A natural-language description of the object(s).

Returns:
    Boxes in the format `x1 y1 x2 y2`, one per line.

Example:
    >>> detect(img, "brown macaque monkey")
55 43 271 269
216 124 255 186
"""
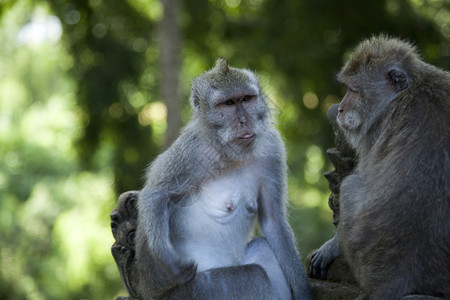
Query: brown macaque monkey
310 35 450 299
135 59 311 299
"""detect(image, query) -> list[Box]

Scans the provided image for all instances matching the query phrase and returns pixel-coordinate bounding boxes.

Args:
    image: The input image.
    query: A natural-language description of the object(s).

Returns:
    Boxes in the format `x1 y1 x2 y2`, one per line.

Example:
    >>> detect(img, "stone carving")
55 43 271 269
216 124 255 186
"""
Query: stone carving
323 104 357 229
305 104 361 299
110 190 140 300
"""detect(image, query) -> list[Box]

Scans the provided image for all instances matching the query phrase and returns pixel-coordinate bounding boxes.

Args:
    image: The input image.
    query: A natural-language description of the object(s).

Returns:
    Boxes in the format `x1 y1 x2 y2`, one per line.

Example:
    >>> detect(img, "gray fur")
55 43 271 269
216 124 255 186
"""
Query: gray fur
135 59 311 299
311 35 450 299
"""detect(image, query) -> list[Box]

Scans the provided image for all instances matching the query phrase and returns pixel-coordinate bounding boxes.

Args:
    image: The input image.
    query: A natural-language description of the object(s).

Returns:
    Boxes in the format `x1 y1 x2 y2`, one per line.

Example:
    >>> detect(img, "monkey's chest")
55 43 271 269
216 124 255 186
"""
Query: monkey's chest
197 172 259 221
171 170 259 271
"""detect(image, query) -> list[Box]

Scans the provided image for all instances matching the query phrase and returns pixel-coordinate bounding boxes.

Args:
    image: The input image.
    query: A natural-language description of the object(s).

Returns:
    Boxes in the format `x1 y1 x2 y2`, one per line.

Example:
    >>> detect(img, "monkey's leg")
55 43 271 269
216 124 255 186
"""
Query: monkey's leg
169 264 275 300
169 238 289 300
242 237 291 300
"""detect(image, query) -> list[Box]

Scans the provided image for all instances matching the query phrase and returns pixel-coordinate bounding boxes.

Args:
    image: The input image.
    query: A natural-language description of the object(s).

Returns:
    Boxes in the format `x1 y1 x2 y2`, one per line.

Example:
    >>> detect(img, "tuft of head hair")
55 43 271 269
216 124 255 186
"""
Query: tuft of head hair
215 58 230 74
339 34 420 78
189 58 257 111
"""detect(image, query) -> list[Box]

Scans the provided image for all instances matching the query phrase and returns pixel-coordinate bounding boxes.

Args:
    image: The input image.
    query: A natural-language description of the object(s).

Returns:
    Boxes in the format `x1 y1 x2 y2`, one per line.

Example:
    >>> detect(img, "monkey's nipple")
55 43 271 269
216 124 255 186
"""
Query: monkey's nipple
225 203 235 212
246 203 257 213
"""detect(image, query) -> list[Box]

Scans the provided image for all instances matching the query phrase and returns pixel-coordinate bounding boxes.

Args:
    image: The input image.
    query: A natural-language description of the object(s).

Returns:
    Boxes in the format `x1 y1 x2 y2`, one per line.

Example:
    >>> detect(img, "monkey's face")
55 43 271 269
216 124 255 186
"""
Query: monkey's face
208 90 269 156
336 77 392 149
191 59 270 160
337 69 408 143
337 86 363 132
335 71 383 149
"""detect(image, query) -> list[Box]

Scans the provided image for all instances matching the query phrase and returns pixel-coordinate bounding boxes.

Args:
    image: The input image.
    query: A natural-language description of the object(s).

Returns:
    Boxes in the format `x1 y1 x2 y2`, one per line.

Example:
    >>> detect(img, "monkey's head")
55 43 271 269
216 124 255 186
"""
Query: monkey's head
189 58 270 160
336 35 419 147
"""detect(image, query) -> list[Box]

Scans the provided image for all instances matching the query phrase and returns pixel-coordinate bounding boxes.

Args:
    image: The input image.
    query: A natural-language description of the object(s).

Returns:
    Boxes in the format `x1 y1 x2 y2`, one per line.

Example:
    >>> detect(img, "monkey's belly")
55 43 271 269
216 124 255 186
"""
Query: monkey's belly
172 169 259 272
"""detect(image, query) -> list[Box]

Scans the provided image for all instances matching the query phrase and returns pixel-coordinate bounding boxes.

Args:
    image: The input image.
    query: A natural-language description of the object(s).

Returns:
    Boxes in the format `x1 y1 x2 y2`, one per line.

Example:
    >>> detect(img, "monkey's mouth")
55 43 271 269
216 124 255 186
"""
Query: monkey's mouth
238 133 255 140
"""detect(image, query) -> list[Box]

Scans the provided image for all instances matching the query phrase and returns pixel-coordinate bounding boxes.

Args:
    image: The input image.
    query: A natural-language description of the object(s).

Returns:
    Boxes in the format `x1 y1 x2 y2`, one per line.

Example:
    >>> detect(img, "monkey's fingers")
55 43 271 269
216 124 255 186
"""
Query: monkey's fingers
309 250 329 280
309 251 320 278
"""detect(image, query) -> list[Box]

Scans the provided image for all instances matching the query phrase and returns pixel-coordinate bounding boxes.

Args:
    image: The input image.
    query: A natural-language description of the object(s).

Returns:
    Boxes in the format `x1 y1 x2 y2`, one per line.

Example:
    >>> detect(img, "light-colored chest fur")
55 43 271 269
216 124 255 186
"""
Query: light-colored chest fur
171 166 260 271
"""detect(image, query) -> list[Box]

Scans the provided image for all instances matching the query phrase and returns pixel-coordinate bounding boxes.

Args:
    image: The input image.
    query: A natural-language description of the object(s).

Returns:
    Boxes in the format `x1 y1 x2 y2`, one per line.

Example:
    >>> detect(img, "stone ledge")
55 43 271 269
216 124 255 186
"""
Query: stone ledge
310 278 361 300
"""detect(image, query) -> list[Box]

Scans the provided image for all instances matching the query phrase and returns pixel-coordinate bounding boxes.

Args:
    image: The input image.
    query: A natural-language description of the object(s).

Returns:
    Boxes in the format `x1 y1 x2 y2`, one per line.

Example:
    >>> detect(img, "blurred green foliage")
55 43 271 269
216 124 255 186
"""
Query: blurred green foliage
0 0 448 299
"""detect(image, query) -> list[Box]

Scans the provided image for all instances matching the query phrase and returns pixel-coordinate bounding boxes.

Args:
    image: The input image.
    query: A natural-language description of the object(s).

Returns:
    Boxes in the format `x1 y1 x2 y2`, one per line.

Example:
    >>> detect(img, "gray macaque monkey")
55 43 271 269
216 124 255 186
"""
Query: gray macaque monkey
135 59 311 300
310 35 450 299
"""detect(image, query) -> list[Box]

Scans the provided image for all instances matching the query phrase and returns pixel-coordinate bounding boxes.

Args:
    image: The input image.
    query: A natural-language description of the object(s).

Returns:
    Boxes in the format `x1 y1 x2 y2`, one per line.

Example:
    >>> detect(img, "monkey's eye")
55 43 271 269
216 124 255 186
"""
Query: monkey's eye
225 99 235 106
242 95 251 102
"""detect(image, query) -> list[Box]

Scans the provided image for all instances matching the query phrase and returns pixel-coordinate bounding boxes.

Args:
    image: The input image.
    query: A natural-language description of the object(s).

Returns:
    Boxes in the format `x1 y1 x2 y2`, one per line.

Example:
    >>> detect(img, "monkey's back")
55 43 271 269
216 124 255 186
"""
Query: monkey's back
347 65 450 297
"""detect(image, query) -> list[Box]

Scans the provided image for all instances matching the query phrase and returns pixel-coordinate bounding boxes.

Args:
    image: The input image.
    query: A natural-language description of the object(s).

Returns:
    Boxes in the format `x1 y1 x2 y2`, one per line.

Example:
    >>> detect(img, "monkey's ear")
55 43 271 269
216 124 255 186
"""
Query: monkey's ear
215 58 230 74
189 84 201 109
191 95 200 109
387 67 409 93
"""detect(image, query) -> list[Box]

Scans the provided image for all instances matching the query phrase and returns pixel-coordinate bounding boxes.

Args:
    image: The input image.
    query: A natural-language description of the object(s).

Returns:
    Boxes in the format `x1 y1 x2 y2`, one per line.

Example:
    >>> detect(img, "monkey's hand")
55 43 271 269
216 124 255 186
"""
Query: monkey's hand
169 260 197 285
309 235 340 280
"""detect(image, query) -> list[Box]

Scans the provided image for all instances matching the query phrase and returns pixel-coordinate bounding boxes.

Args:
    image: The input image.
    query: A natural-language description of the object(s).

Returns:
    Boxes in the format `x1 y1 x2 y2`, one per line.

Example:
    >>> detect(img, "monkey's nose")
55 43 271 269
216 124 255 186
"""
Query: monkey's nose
238 116 247 124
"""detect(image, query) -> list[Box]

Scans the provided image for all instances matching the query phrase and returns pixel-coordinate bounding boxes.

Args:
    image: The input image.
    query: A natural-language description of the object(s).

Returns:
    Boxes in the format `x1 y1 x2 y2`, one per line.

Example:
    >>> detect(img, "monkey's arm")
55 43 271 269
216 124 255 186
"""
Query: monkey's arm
137 188 197 285
137 134 202 285
257 133 312 300
258 177 311 299
309 174 364 280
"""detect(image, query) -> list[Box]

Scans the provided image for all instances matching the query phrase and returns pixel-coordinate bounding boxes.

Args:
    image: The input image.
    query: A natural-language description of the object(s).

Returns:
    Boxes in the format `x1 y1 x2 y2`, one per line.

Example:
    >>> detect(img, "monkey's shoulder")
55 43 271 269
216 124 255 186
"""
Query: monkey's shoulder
144 129 203 187
254 126 287 163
